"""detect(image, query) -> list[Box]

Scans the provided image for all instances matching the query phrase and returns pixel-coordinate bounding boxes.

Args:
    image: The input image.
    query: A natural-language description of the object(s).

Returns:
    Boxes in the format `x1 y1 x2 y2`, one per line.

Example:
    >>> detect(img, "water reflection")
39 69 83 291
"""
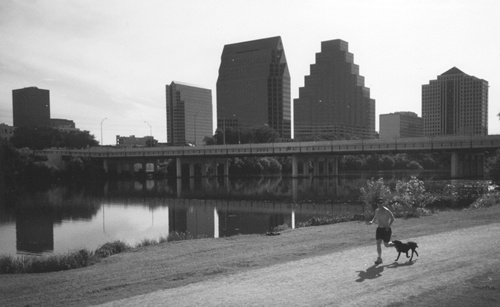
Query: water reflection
0 172 445 256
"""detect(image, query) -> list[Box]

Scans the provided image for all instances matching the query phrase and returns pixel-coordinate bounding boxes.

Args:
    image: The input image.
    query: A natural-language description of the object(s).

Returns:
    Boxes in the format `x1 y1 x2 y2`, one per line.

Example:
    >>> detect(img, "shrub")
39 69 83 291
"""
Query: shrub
95 241 130 258
391 176 434 218
360 178 391 218
470 191 500 209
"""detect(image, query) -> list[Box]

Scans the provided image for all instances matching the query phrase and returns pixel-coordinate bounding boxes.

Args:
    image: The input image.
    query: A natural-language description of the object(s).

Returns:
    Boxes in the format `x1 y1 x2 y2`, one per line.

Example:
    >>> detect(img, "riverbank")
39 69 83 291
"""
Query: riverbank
1 205 500 306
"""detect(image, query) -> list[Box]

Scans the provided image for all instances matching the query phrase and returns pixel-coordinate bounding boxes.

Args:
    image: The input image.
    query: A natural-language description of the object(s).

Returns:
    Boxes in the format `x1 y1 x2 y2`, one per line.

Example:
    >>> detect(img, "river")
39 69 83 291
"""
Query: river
0 171 454 256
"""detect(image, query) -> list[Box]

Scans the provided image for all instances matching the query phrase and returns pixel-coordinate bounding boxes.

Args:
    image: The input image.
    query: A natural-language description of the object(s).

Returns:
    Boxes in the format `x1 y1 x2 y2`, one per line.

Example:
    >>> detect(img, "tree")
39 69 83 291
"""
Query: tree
10 127 97 149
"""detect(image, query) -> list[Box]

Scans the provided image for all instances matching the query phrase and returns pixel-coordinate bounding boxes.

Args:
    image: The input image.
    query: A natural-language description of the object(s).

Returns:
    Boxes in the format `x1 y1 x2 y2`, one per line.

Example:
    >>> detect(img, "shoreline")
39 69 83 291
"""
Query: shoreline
1 205 500 306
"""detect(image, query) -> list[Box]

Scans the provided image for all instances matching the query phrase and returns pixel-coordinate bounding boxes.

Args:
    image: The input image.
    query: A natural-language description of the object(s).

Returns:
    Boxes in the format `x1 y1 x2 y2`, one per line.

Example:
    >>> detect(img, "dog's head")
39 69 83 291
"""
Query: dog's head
392 240 403 247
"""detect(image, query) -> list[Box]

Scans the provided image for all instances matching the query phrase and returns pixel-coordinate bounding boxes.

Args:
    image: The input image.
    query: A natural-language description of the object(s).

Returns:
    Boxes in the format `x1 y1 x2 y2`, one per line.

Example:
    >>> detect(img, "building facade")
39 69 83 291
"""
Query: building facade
51 118 77 132
216 36 291 140
166 81 213 146
379 112 424 139
116 135 155 147
0 123 15 140
294 40 375 140
422 67 488 136
12 87 51 128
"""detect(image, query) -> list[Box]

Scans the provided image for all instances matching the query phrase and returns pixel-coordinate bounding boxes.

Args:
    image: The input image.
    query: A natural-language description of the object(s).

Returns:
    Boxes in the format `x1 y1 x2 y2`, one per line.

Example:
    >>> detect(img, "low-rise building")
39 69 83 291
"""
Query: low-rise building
379 112 423 139
0 123 15 140
116 135 156 147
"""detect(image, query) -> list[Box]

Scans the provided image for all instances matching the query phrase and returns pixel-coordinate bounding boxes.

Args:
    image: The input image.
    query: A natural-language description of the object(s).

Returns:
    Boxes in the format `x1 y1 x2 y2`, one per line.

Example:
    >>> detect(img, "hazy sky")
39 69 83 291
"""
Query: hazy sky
1 0 499 145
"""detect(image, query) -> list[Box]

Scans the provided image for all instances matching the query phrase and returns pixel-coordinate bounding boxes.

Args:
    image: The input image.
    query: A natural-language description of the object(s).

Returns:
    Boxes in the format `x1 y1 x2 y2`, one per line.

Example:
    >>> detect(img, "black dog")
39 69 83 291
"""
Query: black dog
392 240 419 261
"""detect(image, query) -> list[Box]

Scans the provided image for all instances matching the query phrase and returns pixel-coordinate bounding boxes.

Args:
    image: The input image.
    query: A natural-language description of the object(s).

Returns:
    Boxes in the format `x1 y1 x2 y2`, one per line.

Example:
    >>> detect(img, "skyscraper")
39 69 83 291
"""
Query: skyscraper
166 81 213 146
12 87 51 128
422 67 488 136
217 36 291 139
294 39 375 140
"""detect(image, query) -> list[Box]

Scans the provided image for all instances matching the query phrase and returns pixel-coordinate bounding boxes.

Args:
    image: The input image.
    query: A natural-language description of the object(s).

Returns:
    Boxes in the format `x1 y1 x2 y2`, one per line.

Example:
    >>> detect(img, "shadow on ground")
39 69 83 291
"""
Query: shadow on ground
356 260 417 282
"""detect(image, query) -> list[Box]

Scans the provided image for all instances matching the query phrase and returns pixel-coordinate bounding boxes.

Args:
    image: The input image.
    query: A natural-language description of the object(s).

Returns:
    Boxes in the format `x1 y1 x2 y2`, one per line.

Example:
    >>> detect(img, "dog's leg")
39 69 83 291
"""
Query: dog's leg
406 252 410 258
414 250 419 257
395 252 401 261
409 250 413 261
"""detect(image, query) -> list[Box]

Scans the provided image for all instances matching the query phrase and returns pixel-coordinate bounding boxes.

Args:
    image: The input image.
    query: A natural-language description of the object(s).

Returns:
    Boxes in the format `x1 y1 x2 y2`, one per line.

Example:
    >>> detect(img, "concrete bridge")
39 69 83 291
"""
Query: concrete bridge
35 134 500 178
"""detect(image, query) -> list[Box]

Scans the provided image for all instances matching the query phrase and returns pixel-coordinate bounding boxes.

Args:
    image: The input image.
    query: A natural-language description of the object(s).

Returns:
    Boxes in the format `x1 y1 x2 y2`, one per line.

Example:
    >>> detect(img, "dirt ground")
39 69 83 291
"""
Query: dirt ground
1 205 500 306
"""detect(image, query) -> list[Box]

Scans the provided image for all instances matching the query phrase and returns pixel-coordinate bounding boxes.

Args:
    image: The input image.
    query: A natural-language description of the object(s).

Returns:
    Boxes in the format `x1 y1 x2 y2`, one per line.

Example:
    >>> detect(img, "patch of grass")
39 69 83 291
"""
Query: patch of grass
0 249 97 274
297 215 352 228
0 232 201 275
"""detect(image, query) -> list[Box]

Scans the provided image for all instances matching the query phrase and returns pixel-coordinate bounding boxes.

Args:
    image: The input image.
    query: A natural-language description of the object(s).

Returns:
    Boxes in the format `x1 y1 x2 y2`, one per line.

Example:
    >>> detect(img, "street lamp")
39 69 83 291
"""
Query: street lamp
144 121 152 147
194 111 199 146
144 121 152 136
100 117 107 146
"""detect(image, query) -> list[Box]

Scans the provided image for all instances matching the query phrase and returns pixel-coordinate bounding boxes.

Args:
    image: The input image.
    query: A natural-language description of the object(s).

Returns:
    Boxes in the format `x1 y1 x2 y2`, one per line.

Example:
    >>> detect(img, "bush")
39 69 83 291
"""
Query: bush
95 241 130 258
469 192 500 209
360 178 391 217
391 176 434 218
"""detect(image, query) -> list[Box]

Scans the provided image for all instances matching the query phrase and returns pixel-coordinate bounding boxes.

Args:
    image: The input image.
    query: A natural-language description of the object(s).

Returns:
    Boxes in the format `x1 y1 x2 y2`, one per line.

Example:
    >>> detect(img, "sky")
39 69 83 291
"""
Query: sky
1 0 499 145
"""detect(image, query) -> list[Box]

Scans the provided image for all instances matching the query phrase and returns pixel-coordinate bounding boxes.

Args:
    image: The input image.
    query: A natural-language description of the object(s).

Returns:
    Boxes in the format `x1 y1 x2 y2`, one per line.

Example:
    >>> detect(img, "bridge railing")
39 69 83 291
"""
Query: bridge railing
33 135 500 158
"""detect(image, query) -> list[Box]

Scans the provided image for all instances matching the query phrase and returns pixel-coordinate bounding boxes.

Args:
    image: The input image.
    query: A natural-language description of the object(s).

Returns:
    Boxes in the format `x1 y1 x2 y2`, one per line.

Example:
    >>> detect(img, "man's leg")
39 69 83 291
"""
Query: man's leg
375 239 383 264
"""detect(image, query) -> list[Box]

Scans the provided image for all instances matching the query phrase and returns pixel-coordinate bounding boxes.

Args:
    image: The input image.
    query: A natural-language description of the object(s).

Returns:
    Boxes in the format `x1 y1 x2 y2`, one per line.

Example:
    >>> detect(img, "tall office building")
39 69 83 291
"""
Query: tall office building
166 81 213 146
422 67 488 136
294 40 375 140
12 87 50 128
379 112 423 139
217 36 291 139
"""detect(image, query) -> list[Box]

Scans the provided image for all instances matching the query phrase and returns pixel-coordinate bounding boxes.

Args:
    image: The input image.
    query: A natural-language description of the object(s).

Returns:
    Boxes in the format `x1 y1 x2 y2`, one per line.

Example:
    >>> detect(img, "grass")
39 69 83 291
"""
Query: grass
0 231 202 274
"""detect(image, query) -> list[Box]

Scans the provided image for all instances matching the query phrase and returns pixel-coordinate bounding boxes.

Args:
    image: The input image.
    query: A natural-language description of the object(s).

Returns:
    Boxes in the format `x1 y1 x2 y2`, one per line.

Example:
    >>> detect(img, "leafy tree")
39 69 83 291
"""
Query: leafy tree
392 176 434 217
10 127 97 149
211 125 279 145
486 149 500 182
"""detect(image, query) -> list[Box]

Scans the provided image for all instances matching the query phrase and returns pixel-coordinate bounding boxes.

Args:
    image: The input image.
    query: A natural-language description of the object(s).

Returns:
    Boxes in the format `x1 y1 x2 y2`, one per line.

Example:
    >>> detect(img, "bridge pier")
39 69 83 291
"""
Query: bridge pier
292 155 338 178
451 152 484 178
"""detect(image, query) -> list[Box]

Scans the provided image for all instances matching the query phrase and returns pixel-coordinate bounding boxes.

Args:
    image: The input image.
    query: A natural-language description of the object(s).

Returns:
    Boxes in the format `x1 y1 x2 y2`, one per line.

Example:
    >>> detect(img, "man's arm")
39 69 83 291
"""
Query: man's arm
388 210 395 227
368 208 379 225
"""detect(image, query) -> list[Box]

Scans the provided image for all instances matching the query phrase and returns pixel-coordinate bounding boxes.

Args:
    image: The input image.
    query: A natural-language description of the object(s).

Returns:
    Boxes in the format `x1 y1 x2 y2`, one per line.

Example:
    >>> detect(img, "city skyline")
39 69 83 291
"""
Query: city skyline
1 0 499 144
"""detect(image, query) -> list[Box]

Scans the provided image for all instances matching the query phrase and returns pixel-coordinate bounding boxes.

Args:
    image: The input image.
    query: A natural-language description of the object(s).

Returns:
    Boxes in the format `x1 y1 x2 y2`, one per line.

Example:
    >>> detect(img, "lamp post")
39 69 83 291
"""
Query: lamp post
194 111 199 146
144 121 152 147
144 121 152 136
100 117 107 146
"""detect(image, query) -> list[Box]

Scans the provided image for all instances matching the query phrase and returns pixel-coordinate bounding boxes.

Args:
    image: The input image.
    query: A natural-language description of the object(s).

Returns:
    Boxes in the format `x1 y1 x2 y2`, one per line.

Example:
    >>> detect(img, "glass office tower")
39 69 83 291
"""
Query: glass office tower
166 81 213 146
216 36 291 139
12 87 51 128
422 67 488 136
294 40 375 140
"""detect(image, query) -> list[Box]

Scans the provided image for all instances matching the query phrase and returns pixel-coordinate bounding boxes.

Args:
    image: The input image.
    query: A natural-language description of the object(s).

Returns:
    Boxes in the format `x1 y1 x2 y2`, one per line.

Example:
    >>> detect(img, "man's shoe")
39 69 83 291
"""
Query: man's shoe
374 257 383 265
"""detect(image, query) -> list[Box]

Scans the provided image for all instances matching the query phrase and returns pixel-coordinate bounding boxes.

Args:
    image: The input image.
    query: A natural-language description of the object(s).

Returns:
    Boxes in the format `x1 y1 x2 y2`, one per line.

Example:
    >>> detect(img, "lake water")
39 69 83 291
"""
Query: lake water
0 172 449 256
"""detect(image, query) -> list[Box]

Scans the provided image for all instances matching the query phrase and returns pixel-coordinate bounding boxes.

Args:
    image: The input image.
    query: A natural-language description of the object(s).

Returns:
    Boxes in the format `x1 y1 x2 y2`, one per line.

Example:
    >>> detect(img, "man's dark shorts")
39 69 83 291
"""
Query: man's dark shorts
376 227 392 243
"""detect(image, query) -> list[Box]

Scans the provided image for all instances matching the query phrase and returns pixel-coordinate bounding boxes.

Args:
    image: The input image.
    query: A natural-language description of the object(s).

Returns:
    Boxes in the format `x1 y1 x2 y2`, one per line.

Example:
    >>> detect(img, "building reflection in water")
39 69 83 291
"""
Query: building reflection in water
2 176 371 255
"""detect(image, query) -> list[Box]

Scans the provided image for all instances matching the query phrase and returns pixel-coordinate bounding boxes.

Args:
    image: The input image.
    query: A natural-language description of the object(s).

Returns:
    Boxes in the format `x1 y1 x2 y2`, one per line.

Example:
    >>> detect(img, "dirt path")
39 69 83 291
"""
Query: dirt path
97 223 500 306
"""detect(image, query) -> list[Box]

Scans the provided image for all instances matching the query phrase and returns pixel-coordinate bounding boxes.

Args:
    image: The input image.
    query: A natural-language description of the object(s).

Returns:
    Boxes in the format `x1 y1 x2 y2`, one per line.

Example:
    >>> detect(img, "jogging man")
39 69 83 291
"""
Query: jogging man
367 198 395 265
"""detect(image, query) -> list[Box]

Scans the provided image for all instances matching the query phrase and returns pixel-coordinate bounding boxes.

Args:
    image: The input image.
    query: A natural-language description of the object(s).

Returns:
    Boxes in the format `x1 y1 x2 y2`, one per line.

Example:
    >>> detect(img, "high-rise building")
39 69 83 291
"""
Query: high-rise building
422 67 488 136
379 112 423 139
217 36 291 139
166 81 213 146
294 39 375 140
12 87 50 128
